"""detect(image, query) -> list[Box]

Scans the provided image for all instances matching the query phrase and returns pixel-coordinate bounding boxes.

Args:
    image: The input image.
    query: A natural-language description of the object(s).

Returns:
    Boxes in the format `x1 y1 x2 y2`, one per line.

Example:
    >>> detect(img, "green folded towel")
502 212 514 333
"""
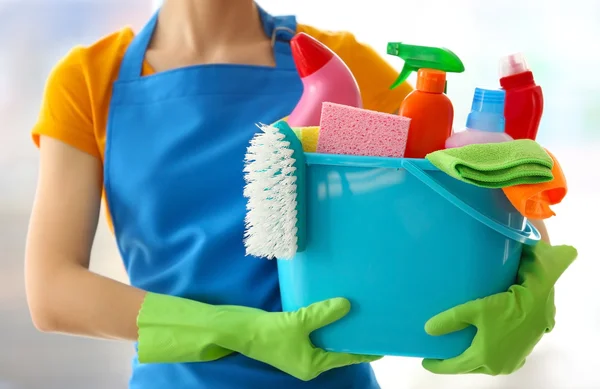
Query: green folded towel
425 139 554 188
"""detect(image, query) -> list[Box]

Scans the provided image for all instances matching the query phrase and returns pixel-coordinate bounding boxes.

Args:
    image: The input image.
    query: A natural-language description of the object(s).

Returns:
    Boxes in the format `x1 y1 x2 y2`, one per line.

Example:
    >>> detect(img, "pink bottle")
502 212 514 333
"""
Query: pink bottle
287 32 362 127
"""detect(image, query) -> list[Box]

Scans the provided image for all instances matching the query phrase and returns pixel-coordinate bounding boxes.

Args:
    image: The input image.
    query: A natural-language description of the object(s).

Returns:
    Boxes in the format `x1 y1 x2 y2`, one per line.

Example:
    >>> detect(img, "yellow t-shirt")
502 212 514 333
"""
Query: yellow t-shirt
32 24 412 160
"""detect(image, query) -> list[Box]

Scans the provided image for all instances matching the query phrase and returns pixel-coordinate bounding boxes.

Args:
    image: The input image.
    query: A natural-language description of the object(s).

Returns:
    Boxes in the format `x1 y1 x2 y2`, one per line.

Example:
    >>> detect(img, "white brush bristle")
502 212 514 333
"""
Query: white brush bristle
243 123 299 260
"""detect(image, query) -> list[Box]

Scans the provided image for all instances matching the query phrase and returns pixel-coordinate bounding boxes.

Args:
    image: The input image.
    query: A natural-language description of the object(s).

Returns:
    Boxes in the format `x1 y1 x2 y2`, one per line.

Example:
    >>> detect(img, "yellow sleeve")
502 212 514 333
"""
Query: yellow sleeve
297 25 413 114
32 47 100 158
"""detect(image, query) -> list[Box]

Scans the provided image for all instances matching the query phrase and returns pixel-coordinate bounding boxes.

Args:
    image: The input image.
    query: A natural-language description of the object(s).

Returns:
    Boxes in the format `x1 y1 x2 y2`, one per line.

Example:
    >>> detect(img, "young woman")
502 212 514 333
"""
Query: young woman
25 1 412 388
25 1 563 388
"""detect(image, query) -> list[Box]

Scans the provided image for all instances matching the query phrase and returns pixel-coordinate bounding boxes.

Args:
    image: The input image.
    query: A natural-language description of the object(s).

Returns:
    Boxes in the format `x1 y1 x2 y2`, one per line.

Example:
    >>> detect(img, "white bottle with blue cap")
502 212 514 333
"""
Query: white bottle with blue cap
445 88 514 148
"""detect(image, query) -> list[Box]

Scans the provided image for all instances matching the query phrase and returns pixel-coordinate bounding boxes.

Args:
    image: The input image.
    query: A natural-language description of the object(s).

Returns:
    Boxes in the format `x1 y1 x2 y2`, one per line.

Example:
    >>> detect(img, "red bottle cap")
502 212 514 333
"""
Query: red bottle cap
290 32 334 78
416 69 447 93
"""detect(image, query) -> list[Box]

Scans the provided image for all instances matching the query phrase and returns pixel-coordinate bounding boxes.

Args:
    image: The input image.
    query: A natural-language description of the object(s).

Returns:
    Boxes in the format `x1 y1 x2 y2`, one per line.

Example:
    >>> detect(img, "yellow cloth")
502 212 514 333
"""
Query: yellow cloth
292 127 320 152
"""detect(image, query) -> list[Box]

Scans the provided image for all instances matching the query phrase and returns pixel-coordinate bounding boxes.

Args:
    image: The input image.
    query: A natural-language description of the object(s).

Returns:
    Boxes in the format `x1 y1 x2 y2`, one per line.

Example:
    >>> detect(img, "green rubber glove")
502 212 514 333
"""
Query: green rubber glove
137 294 379 381
422 241 577 375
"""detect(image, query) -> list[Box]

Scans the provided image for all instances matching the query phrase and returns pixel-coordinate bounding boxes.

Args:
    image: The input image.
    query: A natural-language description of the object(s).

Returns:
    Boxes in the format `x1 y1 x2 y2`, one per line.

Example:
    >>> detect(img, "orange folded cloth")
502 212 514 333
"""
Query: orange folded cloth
503 149 567 219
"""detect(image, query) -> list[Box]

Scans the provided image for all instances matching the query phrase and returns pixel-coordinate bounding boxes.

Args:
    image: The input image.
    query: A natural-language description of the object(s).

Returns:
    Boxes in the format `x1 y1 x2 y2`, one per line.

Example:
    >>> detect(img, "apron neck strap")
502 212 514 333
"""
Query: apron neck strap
117 10 158 81
258 6 297 70
117 5 297 82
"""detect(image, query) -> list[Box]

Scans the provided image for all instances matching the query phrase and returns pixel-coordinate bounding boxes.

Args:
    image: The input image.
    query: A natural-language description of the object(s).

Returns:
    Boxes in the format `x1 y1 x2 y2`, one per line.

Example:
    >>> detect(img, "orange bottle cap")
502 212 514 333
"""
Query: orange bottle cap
416 69 447 93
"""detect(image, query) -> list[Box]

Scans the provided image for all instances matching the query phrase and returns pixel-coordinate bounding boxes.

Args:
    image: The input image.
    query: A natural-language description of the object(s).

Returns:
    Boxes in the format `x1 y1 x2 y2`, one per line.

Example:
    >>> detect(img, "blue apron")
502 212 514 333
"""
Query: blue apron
105 6 380 389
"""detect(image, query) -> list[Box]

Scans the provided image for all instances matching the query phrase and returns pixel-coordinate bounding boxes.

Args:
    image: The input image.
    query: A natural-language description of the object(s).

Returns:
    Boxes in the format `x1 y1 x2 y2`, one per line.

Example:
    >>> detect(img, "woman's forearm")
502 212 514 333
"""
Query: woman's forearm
26 137 146 341
29 262 146 341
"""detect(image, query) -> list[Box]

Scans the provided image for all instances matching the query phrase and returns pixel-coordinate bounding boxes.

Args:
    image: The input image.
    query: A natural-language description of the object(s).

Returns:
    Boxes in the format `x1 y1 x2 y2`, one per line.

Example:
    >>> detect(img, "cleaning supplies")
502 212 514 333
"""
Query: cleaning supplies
387 42 465 90
316 102 411 158
399 69 453 158
292 126 320 152
138 293 379 381
503 149 567 219
499 53 544 140
423 241 578 375
426 139 554 188
445 88 514 148
243 121 306 259
287 33 362 127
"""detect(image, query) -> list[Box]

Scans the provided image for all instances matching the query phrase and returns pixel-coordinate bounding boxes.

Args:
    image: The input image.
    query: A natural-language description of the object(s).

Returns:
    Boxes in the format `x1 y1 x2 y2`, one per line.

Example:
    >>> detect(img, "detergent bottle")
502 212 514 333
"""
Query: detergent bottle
445 88 513 149
499 53 544 140
287 33 362 127
400 69 453 158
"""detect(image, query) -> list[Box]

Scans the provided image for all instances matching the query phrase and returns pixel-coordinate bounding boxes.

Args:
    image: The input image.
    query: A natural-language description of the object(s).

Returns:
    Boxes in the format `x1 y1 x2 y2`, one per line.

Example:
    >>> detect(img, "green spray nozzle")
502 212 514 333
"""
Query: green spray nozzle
387 42 465 90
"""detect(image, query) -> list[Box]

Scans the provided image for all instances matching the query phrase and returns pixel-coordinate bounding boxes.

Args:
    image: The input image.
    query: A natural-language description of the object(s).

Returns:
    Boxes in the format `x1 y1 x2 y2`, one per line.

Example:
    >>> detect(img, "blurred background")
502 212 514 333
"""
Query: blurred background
0 0 598 388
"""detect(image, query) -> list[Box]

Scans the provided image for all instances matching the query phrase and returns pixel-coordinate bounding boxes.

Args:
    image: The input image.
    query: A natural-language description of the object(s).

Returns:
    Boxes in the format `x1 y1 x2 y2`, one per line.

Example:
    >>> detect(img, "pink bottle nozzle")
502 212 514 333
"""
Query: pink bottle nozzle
290 32 334 78
499 53 530 78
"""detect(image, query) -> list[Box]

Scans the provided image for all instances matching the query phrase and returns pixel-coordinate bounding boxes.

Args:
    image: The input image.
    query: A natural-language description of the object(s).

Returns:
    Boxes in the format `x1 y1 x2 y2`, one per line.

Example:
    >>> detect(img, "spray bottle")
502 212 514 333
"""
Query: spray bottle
389 43 464 158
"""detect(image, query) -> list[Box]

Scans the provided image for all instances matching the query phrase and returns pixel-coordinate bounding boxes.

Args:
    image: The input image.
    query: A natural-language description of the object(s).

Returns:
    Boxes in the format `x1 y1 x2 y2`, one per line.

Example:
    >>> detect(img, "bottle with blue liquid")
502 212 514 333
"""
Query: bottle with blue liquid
445 88 513 148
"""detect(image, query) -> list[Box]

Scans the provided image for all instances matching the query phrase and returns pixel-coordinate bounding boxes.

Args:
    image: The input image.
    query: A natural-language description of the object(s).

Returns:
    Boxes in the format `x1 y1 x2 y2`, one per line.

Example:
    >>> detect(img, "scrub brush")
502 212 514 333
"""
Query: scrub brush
243 121 306 260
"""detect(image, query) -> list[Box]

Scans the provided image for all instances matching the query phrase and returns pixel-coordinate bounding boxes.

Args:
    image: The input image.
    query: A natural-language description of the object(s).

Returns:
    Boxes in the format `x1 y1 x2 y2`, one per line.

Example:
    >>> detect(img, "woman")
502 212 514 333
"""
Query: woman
25 0 570 388
25 1 411 388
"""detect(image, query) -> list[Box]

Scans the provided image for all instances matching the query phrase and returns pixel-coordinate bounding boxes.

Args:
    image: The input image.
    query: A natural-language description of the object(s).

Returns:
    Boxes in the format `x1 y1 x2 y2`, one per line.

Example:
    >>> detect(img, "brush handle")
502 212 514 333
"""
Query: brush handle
273 121 307 253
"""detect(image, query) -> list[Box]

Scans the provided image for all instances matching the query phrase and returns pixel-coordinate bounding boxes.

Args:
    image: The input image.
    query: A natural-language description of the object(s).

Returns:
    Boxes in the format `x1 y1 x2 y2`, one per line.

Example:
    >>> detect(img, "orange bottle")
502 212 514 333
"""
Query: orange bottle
400 69 454 158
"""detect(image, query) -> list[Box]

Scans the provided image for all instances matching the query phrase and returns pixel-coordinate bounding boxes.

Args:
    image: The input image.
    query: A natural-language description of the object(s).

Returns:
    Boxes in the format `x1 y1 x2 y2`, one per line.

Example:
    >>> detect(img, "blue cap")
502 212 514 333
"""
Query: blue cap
465 88 506 133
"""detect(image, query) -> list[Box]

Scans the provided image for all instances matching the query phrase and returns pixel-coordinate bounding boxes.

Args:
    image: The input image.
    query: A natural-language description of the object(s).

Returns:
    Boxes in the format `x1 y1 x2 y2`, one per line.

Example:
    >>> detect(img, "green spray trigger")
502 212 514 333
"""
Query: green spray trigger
387 42 465 90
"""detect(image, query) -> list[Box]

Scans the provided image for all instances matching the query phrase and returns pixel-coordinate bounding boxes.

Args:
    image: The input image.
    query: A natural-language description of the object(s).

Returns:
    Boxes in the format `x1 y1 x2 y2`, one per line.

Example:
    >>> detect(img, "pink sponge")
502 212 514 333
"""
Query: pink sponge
317 102 411 158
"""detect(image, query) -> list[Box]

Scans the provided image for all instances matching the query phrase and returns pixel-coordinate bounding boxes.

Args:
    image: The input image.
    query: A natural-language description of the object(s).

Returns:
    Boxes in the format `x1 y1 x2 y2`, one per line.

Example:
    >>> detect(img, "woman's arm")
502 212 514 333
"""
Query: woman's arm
529 219 550 244
25 136 146 341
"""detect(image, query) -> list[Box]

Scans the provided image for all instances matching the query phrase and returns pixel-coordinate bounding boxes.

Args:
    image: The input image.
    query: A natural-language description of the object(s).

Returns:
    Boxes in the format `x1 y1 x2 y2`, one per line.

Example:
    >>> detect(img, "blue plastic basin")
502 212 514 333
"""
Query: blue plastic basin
277 154 540 360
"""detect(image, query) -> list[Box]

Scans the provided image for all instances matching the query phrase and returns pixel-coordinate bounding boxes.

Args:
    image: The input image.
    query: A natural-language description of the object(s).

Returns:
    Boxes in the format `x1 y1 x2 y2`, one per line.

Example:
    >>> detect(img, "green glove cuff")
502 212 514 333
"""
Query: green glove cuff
137 292 234 363
516 241 577 331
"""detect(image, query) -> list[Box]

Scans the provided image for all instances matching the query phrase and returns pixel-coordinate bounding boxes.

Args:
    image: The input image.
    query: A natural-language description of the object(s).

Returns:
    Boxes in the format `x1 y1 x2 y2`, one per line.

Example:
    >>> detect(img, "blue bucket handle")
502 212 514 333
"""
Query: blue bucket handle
403 160 540 246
